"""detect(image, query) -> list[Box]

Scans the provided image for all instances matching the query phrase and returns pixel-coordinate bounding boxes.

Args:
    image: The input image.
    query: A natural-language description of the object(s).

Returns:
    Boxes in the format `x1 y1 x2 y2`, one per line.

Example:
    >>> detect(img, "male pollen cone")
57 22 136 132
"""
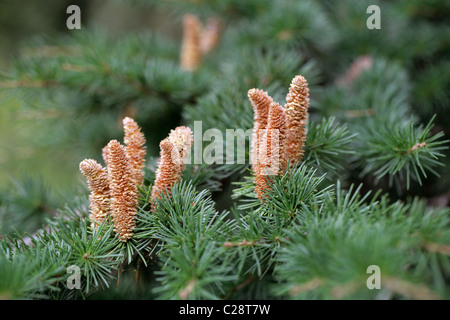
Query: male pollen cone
248 88 273 173
106 139 138 242
255 102 286 200
265 101 287 173
151 138 181 211
285 75 309 165
123 117 146 186
79 159 111 229
168 125 193 172
180 14 202 71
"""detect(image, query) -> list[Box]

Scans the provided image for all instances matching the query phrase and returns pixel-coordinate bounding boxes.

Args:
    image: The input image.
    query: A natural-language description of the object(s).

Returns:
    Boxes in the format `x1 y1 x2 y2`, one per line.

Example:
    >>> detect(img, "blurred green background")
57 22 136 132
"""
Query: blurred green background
0 0 449 234
0 1 177 205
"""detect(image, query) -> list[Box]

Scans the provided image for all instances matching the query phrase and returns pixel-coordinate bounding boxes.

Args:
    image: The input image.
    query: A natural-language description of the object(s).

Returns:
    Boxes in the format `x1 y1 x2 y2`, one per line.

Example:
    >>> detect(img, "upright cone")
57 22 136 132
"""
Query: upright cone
248 88 273 173
151 126 193 211
106 140 138 242
254 102 287 200
79 159 111 229
285 75 309 165
123 117 146 186
180 14 202 71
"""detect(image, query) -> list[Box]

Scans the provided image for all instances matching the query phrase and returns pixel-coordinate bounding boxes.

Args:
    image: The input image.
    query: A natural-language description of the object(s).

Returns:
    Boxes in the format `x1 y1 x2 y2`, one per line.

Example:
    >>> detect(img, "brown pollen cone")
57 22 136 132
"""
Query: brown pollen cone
106 140 138 242
168 126 193 172
200 17 221 54
151 138 182 211
102 145 109 165
265 101 287 173
284 75 309 165
123 117 146 186
255 102 287 200
248 88 273 173
180 14 202 71
79 159 111 229
151 126 193 211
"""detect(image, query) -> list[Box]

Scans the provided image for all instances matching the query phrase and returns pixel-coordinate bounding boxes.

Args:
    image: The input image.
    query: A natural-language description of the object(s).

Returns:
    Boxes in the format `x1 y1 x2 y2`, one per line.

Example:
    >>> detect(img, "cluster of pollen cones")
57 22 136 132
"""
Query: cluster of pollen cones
79 75 309 239
79 117 193 242
249 75 310 200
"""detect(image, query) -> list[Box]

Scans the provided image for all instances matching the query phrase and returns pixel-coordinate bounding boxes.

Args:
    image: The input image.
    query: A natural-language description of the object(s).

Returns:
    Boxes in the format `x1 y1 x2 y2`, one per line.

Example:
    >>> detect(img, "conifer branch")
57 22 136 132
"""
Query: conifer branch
79 117 146 242
288 278 322 297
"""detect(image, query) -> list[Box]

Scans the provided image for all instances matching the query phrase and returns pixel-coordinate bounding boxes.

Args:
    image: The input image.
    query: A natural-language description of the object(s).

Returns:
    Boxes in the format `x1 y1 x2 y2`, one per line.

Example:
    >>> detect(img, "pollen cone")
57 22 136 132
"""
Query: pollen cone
180 14 202 71
284 75 309 165
106 140 138 242
200 17 221 54
255 102 286 200
168 126 193 172
79 159 111 229
123 117 146 186
151 126 193 211
248 88 273 173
